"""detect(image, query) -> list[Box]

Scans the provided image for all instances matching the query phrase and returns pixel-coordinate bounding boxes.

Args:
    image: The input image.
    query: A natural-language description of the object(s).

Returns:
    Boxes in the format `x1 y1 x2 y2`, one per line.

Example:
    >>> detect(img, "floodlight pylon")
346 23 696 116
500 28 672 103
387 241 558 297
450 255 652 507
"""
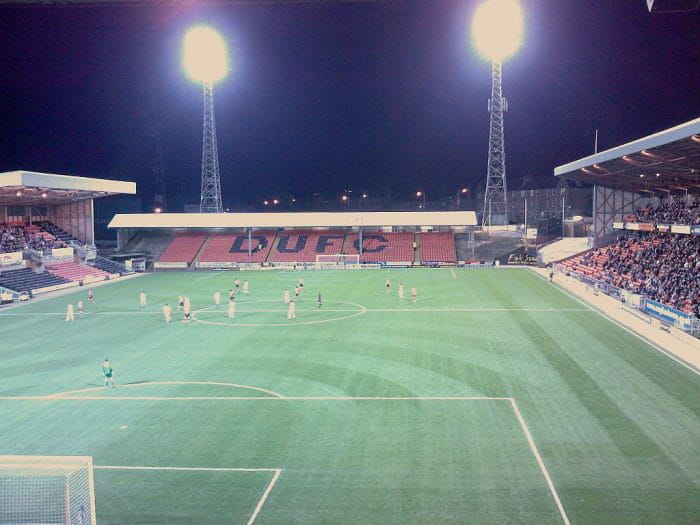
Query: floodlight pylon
481 61 508 226
200 82 223 213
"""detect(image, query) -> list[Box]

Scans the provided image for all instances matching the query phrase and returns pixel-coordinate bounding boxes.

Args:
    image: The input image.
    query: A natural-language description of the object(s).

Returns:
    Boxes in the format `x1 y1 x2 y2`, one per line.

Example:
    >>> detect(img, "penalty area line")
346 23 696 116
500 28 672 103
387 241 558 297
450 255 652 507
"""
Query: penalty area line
93 465 282 525
509 398 570 525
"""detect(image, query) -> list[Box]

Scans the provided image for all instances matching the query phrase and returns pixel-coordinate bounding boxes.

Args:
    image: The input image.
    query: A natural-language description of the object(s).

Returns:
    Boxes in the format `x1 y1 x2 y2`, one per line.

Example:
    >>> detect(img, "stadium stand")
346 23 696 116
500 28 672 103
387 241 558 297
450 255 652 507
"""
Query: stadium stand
0 267 70 293
419 232 456 263
46 262 110 283
345 232 414 263
121 230 174 261
268 230 346 262
561 232 699 316
158 232 208 265
36 221 81 245
1 222 68 253
89 255 130 275
628 200 700 224
198 231 277 263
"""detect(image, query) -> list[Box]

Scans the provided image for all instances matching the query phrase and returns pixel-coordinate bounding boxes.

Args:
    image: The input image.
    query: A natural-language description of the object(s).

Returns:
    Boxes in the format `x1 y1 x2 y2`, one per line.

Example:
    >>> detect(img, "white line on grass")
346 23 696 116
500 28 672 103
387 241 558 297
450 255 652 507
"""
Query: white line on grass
528 268 700 376
195 272 220 281
94 465 278 472
451 268 457 279
93 465 282 525
247 468 282 525
2 395 568 523
0 395 510 401
46 381 285 399
0 307 589 317
509 398 570 525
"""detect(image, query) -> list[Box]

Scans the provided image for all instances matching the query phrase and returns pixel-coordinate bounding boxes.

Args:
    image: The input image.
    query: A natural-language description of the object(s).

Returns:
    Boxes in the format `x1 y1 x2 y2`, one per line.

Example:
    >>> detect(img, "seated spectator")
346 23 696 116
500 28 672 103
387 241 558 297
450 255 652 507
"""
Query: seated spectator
574 231 699 318
632 200 700 225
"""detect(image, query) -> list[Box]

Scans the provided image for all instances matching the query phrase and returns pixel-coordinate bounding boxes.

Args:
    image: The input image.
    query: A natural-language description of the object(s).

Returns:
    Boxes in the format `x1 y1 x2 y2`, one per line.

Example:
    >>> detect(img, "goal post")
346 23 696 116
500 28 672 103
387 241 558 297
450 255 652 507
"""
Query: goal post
0 455 96 525
314 254 360 269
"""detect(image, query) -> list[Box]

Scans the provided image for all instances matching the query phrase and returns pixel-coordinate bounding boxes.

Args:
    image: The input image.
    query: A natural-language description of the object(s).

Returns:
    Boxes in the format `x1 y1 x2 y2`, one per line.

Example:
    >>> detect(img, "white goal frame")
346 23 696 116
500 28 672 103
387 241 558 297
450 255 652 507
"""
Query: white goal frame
314 254 360 269
0 455 96 525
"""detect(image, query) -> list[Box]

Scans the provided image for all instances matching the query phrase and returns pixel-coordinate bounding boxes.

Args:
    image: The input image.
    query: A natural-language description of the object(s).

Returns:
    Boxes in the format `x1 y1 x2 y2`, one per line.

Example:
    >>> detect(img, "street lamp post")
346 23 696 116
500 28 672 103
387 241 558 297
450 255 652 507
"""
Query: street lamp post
416 191 426 209
457 187 468 208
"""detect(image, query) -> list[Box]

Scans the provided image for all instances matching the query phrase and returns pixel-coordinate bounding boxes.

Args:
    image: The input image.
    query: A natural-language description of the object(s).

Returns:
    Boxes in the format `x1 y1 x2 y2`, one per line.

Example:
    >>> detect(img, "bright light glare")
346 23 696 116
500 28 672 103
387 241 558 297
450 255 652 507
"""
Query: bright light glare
183 26 229 83
471 0 523 61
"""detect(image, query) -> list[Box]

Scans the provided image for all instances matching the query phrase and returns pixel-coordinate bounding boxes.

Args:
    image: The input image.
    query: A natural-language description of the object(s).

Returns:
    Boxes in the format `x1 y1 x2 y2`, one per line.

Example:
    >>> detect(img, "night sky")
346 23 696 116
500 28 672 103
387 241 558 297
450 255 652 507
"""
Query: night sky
1 0 698 211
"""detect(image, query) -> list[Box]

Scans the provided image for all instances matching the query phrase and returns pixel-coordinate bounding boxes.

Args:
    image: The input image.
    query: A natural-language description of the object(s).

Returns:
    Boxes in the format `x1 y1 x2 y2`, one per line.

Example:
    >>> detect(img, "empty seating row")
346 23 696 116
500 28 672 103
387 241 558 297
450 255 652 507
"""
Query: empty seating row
89 256 131 275
198 232 277 263
46 262 110 282
0 267 70 293
268 230 345 262
154 231 461 265
420 232 456 263
158 233 208 263
345 232 414 262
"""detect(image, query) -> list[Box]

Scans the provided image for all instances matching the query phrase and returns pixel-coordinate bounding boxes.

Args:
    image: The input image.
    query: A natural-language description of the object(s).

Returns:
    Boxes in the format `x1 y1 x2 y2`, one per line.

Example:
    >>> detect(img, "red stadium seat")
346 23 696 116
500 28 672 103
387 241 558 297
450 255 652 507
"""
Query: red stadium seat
419 232 456 263
345 232 414 263
46 262 109 282
268 230 346 262
198 231 277 263
158 233 208 264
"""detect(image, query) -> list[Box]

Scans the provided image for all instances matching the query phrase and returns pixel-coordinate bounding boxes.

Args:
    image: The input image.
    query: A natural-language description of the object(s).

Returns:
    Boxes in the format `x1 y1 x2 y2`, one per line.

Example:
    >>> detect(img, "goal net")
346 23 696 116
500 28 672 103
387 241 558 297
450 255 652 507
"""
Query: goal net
0 456 96 525
314 254 360 269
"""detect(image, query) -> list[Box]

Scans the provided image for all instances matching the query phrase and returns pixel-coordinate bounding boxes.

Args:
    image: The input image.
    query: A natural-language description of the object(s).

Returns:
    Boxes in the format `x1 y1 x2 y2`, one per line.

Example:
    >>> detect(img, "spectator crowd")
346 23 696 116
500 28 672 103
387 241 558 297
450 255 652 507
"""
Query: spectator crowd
1 223 67 254
580 232 699 317
631 200 700 225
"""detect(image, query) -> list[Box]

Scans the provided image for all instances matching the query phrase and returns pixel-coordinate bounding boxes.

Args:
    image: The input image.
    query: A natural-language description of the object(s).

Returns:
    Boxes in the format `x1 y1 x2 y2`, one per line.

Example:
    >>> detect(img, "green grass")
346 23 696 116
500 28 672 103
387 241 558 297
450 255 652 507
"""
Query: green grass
0 268 698 524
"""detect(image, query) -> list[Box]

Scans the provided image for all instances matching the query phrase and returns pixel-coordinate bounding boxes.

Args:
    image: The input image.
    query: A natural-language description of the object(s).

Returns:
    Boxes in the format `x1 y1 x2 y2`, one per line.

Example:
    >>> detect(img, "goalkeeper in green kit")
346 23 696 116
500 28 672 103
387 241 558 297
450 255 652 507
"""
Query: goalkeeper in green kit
102 359 115 388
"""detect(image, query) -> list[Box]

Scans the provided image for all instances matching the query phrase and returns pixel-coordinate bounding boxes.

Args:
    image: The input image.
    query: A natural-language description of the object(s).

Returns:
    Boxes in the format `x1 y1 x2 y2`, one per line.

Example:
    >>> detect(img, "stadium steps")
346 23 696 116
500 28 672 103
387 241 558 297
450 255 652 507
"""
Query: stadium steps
472 234 522 264
414 233 420 264
538 237 591 265
190 235 213 269
341 231 353 255
454 233 472 261
264 232 282 263
90 255 131 275
122 231 174 264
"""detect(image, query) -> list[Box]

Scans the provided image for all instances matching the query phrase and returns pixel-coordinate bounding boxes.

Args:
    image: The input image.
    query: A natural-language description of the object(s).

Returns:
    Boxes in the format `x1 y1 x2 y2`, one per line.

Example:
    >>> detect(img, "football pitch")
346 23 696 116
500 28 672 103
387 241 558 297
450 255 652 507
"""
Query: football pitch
0 268 698 524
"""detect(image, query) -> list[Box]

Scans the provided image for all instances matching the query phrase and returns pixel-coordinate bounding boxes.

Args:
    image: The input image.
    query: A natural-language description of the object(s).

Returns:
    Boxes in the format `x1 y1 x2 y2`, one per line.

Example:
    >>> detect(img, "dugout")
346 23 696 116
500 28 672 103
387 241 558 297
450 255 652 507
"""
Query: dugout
554 117 700 247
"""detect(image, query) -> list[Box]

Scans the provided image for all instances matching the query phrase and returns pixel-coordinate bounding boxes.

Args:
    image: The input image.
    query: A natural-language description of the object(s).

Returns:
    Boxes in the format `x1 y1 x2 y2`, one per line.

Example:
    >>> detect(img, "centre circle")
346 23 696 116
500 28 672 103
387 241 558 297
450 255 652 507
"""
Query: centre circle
191 299 367 327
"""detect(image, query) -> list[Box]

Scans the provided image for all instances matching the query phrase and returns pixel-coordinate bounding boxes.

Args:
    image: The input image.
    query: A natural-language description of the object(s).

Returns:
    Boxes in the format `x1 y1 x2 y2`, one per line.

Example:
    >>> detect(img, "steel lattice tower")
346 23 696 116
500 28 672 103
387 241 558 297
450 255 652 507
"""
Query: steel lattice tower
200 82 223 213
481 61 508 226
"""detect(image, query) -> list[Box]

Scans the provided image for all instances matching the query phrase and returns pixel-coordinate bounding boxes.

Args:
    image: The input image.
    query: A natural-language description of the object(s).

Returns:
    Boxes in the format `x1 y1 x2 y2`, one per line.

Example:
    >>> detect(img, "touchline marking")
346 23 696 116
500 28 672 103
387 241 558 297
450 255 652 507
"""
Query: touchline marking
93 465 282 525
509 398 570 525
529 268 700 376
450 268 457 279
